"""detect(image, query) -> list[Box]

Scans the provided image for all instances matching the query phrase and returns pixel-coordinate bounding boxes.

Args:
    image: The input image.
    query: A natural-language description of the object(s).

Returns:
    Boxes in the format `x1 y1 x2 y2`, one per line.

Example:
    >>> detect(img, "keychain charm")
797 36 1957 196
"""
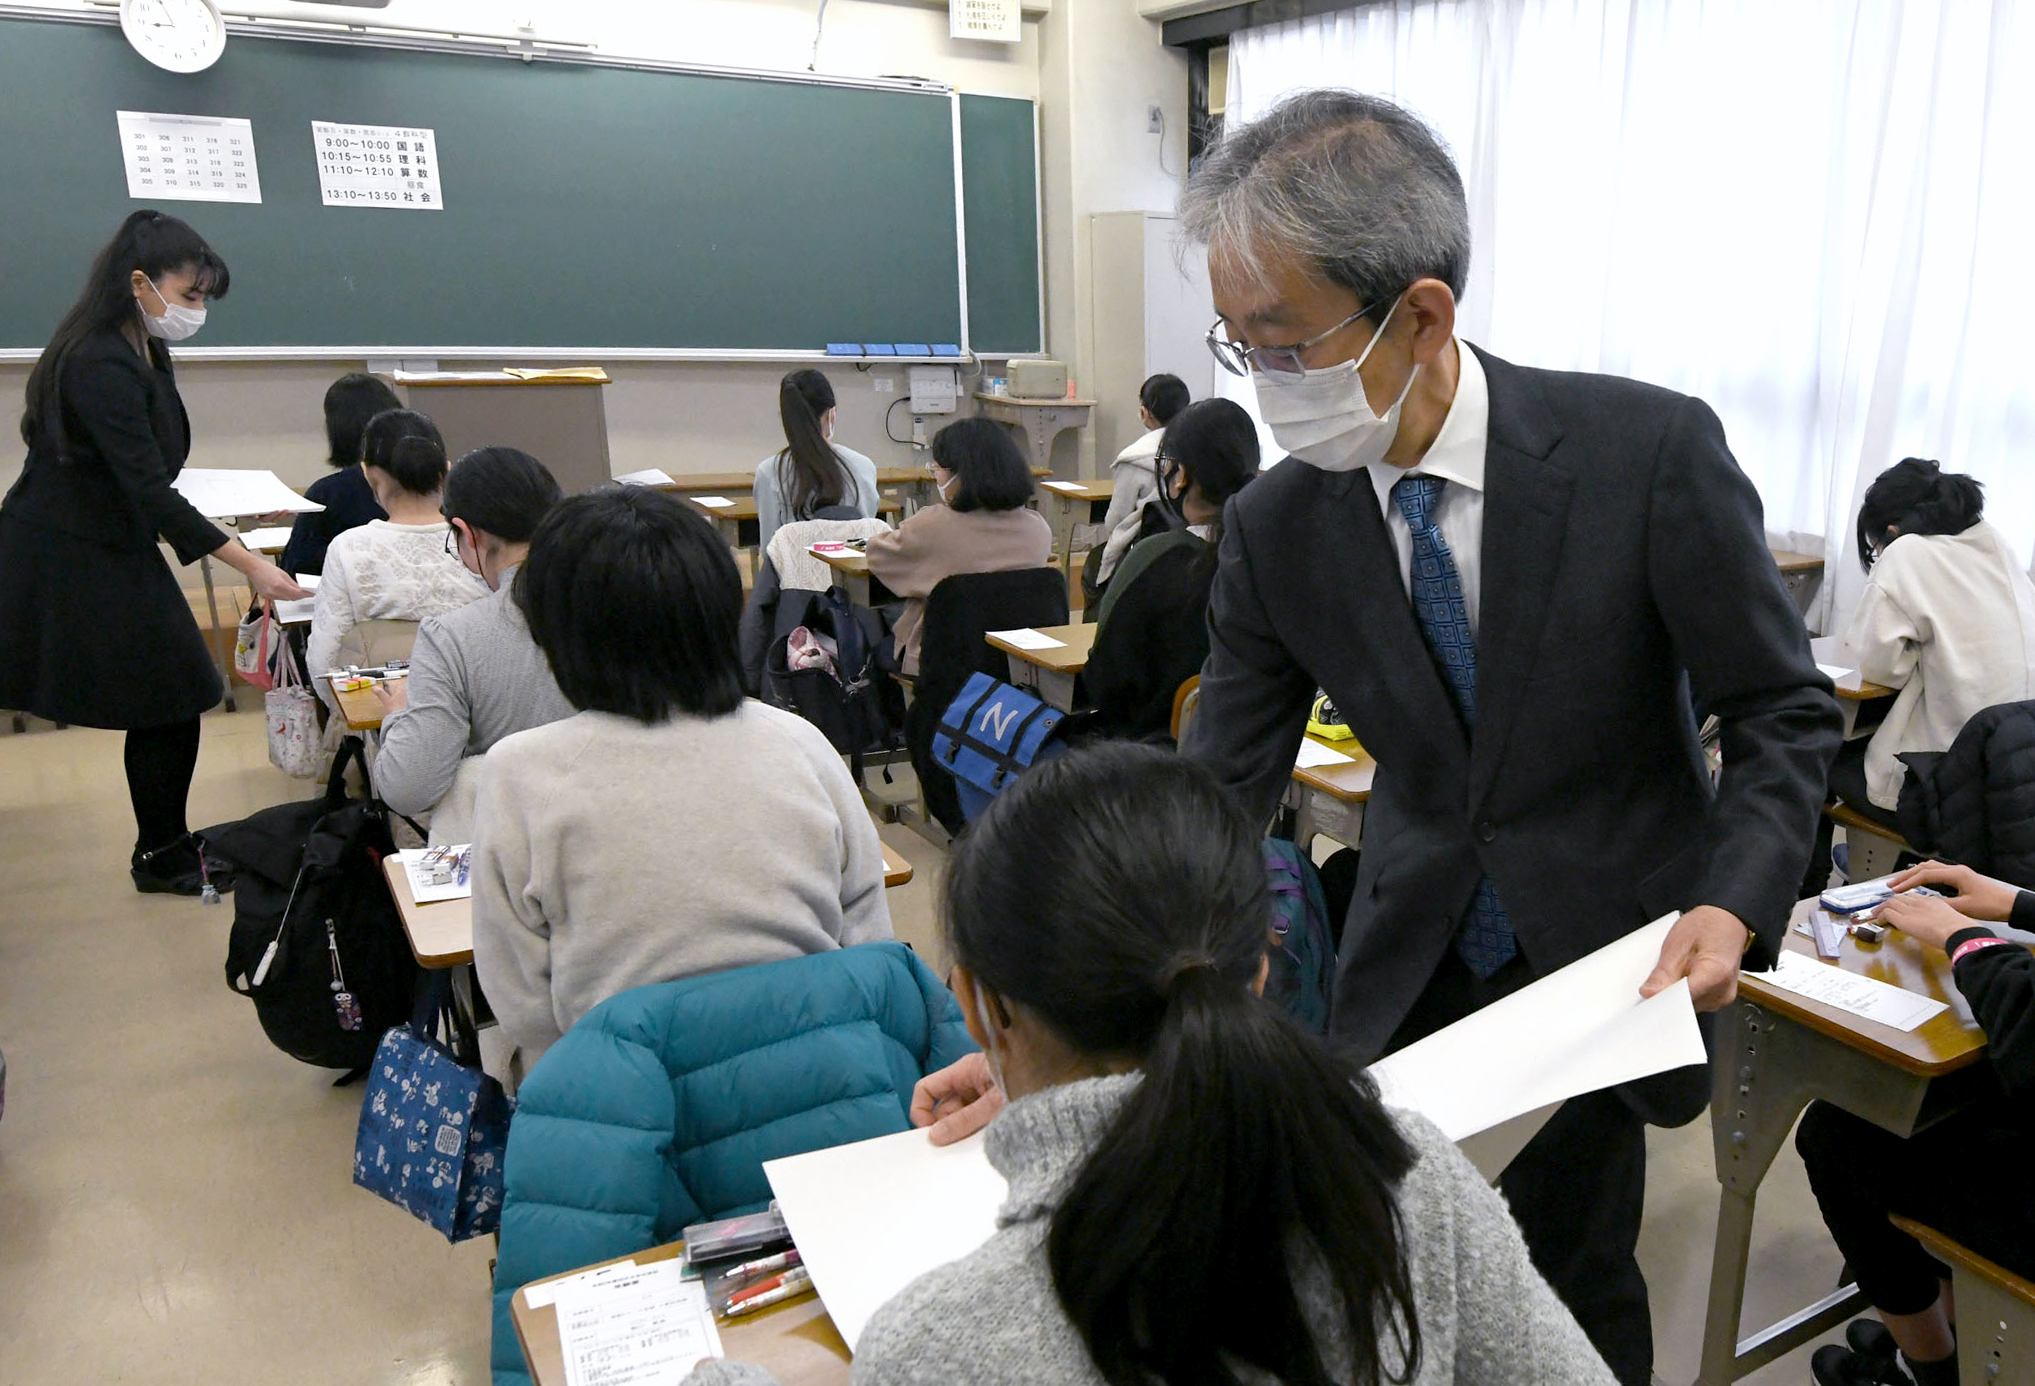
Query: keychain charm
326 919 363 1031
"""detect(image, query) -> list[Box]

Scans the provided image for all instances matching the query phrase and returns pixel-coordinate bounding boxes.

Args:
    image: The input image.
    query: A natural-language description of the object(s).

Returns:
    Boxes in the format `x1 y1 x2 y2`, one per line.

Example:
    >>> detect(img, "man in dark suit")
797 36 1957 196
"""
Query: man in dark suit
1177 92 1843 1385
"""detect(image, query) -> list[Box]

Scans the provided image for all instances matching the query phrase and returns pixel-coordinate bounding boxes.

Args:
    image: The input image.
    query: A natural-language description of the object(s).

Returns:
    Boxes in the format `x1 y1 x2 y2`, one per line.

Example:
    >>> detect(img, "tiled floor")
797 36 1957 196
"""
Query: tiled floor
0 704 1843 1385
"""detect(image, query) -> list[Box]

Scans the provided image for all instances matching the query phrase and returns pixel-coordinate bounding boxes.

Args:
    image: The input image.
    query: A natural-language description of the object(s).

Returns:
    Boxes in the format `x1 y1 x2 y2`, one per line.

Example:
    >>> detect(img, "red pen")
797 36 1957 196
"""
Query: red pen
724 1267 812 1313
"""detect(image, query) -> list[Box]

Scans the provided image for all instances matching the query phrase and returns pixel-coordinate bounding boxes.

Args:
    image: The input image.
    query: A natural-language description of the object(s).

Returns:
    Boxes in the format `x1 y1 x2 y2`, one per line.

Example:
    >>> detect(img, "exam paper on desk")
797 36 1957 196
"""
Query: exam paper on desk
556 1260 722 1386
172 468 324 519
615 468 677 487
1760 951 1949 1033
1294 739 1355 769
1368 913 1706 1144
987 627 1065 651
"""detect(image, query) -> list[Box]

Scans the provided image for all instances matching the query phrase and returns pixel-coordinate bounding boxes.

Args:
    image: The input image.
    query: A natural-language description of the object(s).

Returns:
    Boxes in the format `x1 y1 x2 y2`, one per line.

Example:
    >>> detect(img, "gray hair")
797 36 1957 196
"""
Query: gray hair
1180 90 1471 309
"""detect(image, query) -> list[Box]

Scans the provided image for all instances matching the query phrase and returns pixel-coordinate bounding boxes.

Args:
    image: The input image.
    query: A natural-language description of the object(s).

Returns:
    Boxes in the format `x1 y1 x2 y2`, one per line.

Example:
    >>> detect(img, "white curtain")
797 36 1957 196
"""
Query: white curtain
1226 0 2035 630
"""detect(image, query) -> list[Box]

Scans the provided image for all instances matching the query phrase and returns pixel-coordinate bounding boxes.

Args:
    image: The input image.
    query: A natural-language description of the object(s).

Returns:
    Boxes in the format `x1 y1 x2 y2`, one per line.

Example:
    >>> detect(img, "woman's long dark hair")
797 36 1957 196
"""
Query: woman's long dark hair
1856 457 1985 572
945 744 1421 1386
1157 397 1259 563
20 210 230 450
322 374 401 469
774 369 853 520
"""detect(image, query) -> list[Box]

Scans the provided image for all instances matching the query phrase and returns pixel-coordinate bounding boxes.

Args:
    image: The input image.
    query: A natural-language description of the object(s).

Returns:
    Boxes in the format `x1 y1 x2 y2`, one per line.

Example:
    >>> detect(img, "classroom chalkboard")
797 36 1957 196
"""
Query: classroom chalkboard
0 15 1041 355
959 93 1042 357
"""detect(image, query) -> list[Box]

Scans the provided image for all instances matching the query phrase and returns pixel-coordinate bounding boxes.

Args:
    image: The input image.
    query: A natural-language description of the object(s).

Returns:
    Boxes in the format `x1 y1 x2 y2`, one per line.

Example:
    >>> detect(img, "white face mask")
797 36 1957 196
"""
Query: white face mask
139 274 207 342
1252 297 1415 472
974 988 1007 1094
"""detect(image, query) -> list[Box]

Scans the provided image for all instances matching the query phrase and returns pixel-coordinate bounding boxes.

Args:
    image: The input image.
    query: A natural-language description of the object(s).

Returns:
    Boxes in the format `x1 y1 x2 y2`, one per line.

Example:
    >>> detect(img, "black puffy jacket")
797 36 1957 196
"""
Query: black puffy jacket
1897 699 2035 888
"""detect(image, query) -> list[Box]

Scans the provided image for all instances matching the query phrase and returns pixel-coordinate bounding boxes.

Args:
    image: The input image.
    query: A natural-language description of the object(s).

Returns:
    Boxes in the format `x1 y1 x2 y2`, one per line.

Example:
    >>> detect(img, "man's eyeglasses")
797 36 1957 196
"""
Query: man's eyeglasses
1204 297 1394 379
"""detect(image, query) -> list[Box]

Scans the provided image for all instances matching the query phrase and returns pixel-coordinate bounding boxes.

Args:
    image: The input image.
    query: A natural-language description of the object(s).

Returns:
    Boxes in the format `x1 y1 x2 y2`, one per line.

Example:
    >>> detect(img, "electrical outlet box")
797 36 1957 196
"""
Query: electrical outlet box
908 365 958 414
911 417 927 445
1147 104 1163 133
873 377 894 393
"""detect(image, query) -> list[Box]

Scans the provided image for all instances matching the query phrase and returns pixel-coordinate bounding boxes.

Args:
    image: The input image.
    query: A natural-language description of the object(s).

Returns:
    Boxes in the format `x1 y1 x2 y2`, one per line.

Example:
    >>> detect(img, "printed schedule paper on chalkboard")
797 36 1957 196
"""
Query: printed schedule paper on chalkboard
116 111 262 203
312 121 443 210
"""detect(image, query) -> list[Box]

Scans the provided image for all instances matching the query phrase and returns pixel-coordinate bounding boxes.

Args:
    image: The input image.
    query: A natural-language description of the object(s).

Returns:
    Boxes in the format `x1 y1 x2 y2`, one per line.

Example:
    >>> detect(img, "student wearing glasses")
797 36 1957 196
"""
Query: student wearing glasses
306 409 484 706
1164 92 1839 1385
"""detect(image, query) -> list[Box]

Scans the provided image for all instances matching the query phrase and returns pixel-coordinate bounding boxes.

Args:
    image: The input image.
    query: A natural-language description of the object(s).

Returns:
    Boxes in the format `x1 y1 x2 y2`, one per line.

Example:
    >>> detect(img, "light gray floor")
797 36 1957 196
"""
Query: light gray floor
0 703 1844 1385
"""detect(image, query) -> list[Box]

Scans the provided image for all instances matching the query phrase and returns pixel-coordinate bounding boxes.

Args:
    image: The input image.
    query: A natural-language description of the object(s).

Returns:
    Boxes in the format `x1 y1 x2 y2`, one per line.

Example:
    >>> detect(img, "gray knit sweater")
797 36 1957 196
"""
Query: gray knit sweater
685 1074 1615 1386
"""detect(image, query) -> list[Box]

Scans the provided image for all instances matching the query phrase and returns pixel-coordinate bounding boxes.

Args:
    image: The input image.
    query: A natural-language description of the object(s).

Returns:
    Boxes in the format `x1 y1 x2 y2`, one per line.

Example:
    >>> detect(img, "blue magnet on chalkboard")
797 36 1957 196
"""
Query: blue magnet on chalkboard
861 343 896 356
931 344 963 358
893 343 931 357
826 343 863 356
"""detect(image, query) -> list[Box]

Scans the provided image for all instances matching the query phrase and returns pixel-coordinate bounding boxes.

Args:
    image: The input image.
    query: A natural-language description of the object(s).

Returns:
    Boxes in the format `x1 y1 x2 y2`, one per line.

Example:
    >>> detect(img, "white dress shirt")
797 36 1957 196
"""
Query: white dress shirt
1365 341 1490 637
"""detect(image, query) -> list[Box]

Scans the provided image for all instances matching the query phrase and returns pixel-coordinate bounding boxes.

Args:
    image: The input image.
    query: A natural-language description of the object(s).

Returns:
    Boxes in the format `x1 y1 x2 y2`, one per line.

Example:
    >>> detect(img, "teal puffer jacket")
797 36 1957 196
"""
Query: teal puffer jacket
490 941 976 1385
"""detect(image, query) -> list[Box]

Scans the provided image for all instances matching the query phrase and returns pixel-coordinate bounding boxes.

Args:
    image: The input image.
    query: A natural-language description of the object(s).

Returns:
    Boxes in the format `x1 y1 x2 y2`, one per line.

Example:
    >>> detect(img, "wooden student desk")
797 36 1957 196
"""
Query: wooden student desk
1810 636 1897 736
984 623 1098 711
687 495 903 569
811 548 894 610
1770 547 1826 615
1695 899 1996 1385
512 1239 850 1386
328 677 395 733
1284 737 1377 851
1036 480 1116 577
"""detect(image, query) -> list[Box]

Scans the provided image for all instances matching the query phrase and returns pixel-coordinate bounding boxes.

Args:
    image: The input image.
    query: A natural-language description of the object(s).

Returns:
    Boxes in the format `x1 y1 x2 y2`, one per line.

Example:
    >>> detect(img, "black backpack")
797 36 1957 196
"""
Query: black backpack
765 585 905 761
205 741 421 1072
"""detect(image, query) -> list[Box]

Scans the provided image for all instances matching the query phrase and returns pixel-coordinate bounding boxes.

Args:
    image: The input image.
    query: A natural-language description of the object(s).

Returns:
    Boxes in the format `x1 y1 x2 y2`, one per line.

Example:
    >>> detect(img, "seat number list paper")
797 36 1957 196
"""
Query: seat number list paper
555 1260 722 1386
117 112 262 203
313 121 443 209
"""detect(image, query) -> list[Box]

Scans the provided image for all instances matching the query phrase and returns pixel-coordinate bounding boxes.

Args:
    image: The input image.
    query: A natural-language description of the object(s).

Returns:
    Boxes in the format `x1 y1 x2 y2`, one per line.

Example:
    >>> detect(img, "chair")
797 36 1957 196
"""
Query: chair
488 941 975 1386
906 568 1069 833
1170 674 1201 743
1824 801 1919 882
1887 1215 2035 1385
339 617 420 670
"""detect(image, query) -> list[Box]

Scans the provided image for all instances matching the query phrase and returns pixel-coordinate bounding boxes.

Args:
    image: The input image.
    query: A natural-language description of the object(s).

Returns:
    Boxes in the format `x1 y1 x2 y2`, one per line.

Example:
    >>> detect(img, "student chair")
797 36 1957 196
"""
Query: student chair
338 617 420 671
489 941 976 1386
1887 1215 2035 1386
906 567 1069 835
1170 675 1201 743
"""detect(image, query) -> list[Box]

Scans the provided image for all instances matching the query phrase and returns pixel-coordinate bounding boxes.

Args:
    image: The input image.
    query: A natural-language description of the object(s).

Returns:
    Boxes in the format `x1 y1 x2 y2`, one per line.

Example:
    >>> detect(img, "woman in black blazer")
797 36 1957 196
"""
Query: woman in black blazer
0 211 307 894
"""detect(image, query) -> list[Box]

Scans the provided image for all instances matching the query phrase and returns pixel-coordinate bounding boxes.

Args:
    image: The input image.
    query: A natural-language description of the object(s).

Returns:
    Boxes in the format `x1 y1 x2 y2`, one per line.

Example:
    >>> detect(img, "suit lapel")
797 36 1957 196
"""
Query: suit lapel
1470 347 1572 804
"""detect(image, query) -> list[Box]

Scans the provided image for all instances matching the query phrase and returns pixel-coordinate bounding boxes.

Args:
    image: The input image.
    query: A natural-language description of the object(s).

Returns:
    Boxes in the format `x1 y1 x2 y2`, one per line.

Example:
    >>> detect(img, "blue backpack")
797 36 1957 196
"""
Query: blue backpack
931 672 1067 824
1262 838 1336 1032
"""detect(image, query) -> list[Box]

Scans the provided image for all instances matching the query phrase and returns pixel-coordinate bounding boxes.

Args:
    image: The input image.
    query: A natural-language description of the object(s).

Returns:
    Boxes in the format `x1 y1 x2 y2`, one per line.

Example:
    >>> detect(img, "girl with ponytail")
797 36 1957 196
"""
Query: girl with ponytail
752 369 880 549
687 743 1614 1386
1804 458 2035 887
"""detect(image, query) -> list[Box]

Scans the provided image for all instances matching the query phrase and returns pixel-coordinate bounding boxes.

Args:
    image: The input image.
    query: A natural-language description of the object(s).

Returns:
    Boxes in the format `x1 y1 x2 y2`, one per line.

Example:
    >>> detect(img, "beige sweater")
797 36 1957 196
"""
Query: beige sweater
1846 522 2035 808
863 503 1054 674
470 701 895 1065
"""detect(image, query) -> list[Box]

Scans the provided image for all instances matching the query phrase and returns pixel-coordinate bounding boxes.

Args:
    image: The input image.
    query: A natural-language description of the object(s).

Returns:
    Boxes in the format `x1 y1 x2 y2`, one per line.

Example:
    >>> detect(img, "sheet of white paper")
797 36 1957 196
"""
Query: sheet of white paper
614 469 677 487
1368 915 1706 1142
692 496 736 509
765 1127 1008 1351
389 370 510 383
397 846 474 904
313 121 443 210
118 111 262 203
1294 739 1355 769
556 1261 722 1386
173 469 322 519
237 525 296 551
523 1258 639 1309
987 627 1064 651
273 597 317 625
1816 663 1856 681
1041 480 1085 493
1761 951 1950 1033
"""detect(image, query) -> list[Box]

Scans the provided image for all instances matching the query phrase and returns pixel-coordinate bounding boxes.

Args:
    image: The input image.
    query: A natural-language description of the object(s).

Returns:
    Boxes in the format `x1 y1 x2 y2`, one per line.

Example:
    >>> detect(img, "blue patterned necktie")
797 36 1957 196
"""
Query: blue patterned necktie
1391 474 1518 978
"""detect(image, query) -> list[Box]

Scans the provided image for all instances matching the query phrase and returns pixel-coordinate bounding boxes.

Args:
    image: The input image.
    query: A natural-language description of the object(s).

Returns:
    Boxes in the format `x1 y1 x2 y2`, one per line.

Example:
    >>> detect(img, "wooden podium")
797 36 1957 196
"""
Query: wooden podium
396 371 612 495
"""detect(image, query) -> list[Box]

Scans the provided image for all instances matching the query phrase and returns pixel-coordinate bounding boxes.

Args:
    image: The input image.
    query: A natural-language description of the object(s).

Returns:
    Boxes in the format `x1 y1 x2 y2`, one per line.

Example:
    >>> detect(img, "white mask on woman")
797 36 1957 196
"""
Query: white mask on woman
139 275 207 342
1253 297 1413 472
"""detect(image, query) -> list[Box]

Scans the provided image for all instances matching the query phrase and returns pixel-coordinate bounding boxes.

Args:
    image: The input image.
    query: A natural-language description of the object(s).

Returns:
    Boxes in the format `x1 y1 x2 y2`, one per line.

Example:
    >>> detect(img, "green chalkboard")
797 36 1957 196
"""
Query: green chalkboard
960 93 1042 355
0 16 998 353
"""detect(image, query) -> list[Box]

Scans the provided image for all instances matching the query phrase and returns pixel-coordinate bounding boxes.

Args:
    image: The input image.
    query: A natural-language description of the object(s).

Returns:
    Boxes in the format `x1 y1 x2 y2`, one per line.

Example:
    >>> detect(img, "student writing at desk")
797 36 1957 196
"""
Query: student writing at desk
307 410 484 709
864 417 1052 677
471 488 893 1069
1075 399 1259 742
371 448 572 842
752 369 880 552
277 373 400 576
0 211 307 895
687 745 1615 1386
1171 92 1840 1384
1796 860 2035 1386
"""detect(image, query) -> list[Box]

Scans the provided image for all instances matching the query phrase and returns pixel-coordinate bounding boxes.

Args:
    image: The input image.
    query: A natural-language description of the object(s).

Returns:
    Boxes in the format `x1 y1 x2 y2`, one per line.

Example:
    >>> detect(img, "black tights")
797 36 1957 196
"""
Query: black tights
124 718 201 858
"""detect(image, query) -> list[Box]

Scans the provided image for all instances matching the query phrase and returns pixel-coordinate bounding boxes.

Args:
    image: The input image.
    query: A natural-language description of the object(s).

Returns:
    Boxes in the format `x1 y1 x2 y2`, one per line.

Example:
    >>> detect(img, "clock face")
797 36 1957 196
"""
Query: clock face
121 0 227 74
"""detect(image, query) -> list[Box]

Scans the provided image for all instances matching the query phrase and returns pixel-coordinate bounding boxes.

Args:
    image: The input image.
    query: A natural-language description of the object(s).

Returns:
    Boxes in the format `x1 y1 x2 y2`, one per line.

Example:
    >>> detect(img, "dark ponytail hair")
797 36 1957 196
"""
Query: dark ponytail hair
1157 397 1259 562
360 409 447 496
775 369 853 520
1856 458 1985 572
443 447 563 544
945 744 1421 1386
21 210 230 449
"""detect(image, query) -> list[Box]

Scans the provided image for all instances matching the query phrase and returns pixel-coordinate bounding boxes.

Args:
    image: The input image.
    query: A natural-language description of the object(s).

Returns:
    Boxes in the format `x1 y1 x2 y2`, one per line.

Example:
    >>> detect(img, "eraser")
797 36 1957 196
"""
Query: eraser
893 343 931 357
861 343 897 356
826 343 862 356
931 343 963 357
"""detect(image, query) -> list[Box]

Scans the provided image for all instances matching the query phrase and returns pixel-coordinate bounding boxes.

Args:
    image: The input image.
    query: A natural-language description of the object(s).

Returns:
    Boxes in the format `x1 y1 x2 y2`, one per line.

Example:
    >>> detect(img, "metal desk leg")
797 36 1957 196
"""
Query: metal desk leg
200 553 236 713
447 964 483 1068
1697 1002 1936 1385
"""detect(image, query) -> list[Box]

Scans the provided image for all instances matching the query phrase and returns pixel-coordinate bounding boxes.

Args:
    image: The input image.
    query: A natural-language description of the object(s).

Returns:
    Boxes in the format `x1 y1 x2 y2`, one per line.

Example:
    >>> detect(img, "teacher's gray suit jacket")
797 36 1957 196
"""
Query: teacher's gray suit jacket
1182 345 1843 1125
